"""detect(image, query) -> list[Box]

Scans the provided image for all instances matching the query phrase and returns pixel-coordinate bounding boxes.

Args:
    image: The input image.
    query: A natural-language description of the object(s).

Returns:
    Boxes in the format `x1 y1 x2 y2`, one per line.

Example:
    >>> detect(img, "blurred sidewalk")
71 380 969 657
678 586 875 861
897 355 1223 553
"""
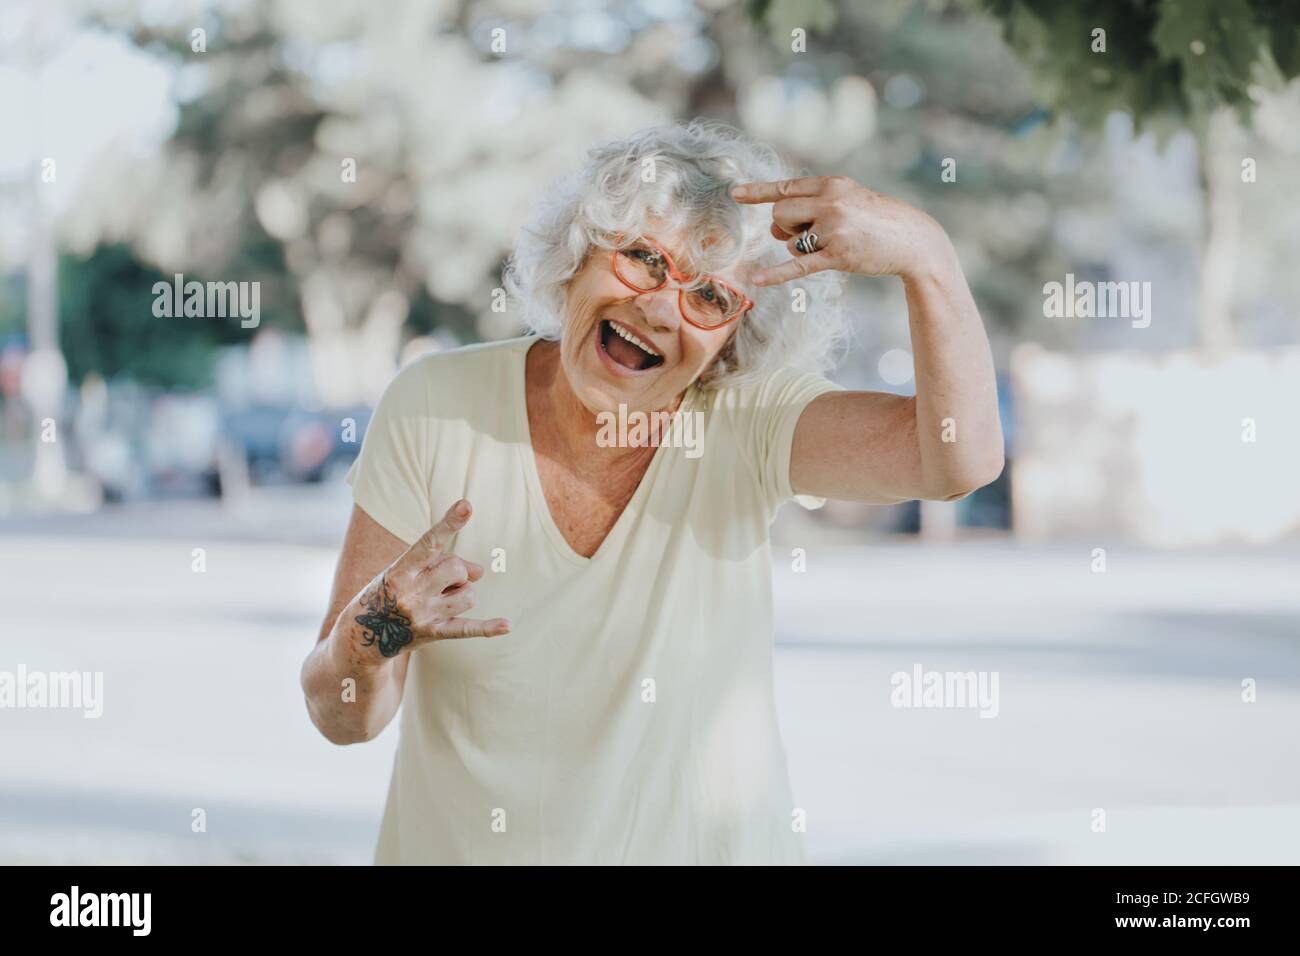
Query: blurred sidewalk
2 486 1298 864
771 539 1300 864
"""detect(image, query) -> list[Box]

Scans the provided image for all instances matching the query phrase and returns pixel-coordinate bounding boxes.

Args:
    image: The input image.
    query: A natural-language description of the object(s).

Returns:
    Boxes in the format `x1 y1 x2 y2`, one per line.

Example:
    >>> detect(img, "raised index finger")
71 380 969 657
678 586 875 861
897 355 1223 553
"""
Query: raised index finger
730 177 825 204
417 499 473 556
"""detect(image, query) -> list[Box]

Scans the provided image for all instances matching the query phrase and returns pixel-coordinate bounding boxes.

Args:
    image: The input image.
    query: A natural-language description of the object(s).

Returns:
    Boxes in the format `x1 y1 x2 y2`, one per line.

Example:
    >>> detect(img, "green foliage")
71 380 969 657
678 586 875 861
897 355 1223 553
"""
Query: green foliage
57 245 246 389
978 0 1300 132
747 0 1300 133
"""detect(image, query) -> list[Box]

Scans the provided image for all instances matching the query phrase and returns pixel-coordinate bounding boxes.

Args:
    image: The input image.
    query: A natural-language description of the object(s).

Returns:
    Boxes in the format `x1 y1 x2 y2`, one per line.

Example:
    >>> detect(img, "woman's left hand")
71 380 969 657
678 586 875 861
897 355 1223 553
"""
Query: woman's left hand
731 176 953 286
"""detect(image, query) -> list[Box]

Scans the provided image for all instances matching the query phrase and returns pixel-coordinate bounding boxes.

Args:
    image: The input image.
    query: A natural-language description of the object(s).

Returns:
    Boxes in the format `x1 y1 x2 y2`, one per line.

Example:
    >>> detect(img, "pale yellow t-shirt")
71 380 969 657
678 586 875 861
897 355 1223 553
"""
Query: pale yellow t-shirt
346 335 842 865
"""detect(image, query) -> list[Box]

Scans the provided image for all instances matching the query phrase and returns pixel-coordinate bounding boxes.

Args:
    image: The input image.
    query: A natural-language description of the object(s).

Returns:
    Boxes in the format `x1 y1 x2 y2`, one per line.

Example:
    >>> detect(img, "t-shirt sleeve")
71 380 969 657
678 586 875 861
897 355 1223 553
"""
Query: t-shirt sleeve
748 366 845 515
344 360 434 546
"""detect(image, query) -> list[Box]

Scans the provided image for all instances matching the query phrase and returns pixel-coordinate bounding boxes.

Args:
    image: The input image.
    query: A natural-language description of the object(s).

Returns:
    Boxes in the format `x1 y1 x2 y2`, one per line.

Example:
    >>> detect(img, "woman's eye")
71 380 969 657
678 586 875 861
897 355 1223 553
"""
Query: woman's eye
697 283 725 303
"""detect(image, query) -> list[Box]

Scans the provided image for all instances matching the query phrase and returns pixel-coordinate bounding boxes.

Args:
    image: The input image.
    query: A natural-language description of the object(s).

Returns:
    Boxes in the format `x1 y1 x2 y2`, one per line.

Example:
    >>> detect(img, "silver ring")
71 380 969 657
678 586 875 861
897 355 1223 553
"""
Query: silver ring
795 229 820 255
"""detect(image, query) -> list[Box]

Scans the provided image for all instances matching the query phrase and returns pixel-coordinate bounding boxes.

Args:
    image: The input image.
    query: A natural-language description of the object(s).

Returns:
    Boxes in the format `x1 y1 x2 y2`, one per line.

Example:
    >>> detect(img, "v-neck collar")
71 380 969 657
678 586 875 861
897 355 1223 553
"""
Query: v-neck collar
513 336 696 566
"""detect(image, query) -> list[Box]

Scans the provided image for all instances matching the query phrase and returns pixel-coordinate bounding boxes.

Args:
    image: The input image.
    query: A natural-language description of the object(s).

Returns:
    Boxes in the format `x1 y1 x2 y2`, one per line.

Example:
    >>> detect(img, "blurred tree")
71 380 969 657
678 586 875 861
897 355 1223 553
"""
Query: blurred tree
58 245 246 389
76 0 705 405
733 0 1103 365
58 0 1300 398
974 0 1300 349
979 0 1299 130
747 0 1300 350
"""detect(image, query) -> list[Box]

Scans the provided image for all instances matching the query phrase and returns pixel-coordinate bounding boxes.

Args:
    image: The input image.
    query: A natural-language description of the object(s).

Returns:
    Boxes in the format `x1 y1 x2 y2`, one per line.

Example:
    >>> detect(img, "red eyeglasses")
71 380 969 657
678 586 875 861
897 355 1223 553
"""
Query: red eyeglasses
609 234 754 330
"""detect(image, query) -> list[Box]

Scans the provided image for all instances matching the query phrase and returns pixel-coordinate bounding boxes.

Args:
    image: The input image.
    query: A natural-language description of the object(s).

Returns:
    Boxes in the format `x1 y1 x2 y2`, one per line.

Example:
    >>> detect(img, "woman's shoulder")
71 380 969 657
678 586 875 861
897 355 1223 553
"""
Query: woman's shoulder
696 363 842 418
385 335 535 399
401 334 535 375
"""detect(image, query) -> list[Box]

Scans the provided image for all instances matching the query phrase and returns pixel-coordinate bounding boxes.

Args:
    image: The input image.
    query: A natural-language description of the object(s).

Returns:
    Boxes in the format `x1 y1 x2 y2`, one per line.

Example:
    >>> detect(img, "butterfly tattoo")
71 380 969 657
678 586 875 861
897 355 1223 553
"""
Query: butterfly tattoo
355 573 414 658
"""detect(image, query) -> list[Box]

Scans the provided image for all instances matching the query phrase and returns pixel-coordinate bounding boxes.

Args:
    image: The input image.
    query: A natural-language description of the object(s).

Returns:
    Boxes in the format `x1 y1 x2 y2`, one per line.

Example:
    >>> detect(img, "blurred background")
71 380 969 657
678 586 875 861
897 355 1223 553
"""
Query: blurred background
2 0 1299 864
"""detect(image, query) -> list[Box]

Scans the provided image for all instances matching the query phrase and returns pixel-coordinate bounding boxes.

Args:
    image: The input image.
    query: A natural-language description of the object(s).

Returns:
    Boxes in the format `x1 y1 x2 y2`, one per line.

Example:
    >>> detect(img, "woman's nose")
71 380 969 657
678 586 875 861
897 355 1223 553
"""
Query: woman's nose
636 287 681 333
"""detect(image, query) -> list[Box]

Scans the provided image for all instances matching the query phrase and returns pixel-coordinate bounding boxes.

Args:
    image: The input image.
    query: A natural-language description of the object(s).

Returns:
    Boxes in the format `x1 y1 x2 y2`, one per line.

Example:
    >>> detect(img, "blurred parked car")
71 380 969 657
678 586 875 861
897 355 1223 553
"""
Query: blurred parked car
221 404 370 485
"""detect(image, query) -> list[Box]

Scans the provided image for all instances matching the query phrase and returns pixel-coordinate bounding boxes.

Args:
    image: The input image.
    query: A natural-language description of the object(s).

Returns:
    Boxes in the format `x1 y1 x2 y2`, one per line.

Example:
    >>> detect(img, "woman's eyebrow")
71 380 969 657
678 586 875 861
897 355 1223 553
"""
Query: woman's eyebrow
647 235 727 280
671 244 712 277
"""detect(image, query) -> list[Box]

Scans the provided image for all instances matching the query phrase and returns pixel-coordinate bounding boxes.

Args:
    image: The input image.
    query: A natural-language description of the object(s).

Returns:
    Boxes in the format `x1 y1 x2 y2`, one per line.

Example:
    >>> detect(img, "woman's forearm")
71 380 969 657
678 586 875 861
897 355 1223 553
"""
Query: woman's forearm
902 237 1005 499
302 500 505 745
301 584 404 745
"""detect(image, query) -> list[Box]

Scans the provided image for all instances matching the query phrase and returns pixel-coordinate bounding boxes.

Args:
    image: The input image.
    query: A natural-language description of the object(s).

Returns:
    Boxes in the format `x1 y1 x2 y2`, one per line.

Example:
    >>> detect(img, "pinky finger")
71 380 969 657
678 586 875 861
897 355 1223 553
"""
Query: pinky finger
438 617 512 639
752 250 837 286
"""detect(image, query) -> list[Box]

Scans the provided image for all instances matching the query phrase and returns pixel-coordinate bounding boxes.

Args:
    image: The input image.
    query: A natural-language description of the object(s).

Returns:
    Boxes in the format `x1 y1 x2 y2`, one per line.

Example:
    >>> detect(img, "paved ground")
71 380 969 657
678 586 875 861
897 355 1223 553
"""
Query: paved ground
2 485 1298 864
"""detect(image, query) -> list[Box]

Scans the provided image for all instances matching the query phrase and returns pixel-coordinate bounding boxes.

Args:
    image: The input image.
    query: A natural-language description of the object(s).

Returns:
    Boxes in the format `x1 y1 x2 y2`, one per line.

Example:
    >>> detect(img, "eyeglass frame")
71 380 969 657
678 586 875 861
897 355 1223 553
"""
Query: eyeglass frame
608 233 754 330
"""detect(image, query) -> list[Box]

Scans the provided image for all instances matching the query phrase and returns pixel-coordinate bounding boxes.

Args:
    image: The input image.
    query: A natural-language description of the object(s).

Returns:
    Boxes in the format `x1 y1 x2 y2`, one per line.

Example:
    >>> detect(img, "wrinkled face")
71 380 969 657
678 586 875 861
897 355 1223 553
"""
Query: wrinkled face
558 230 752 415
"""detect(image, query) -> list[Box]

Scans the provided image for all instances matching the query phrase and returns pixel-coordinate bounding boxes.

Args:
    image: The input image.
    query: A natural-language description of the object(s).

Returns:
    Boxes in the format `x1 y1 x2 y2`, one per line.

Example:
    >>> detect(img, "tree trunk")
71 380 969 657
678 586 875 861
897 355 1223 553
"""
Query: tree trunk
1198 107 1242 354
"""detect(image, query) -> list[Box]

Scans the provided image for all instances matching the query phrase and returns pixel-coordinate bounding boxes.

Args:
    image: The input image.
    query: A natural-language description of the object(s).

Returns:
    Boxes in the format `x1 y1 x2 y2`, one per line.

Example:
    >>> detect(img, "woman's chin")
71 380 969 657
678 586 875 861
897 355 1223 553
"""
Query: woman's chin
572 381 638 417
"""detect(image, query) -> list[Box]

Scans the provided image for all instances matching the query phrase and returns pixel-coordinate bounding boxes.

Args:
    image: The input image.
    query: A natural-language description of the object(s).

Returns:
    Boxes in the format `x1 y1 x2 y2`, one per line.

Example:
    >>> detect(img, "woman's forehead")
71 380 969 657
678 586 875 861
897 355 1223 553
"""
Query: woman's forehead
642 228 746 278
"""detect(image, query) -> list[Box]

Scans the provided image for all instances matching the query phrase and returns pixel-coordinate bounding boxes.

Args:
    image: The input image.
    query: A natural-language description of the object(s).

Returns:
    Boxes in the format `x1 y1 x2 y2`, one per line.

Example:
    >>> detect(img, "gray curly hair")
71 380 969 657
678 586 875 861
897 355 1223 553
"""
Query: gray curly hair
503 119 848 388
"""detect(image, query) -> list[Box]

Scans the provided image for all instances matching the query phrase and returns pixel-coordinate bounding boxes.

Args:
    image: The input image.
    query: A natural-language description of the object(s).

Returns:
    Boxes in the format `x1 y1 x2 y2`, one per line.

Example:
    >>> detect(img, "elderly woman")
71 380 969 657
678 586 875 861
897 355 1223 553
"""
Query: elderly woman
300 120 1003 865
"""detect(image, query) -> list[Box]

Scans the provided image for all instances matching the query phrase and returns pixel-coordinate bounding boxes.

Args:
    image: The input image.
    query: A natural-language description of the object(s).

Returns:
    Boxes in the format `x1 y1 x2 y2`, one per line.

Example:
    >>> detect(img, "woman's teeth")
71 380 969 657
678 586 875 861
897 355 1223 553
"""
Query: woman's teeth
600 319 665 371
609 321 661 357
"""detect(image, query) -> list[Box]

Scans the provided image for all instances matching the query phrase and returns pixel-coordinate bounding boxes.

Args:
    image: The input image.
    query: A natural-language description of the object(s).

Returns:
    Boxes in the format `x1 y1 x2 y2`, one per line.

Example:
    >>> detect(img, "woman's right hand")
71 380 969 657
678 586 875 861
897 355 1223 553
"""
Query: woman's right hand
351 499 511 659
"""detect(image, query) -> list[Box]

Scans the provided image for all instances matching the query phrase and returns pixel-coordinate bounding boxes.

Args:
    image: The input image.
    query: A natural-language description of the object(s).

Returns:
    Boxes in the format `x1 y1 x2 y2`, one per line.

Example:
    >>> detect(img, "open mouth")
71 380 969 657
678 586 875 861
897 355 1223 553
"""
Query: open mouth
599 319 665 372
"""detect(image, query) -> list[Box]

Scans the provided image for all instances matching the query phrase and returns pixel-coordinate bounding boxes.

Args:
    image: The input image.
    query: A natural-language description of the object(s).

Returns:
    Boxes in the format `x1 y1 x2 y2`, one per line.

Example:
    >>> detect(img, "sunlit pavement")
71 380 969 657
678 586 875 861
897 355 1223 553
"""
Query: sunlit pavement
3 486 1299 864
772 542 1300 864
